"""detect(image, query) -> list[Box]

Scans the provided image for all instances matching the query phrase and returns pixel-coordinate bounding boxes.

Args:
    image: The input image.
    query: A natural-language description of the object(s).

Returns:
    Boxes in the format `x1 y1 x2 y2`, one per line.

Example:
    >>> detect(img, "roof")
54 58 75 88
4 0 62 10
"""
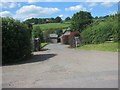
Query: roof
59 30 71 38
70 31 80 35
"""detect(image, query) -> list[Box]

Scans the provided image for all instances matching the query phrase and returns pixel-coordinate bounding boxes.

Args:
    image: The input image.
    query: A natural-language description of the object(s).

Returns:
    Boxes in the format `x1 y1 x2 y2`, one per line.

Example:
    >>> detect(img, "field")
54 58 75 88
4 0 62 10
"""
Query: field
76 42 119 52
33 22 71 30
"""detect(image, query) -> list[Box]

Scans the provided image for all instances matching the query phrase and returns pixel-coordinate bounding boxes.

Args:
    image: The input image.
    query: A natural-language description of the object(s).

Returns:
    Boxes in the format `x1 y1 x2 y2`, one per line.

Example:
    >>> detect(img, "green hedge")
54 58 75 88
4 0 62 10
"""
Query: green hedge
81 20 119 44
2 17 32 64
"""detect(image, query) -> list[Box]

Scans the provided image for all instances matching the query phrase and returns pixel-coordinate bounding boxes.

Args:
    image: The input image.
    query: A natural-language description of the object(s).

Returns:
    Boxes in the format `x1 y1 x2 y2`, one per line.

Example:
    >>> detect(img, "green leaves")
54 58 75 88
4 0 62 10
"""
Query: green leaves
71 11 93 32
2 17 32 64
81 15 119 44
32 25 44 42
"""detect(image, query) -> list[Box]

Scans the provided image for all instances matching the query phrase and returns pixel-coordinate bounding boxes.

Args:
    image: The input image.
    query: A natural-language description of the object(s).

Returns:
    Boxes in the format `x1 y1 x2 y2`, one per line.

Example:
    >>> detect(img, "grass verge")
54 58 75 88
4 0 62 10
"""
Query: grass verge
75 42 119 52
40 43 48 48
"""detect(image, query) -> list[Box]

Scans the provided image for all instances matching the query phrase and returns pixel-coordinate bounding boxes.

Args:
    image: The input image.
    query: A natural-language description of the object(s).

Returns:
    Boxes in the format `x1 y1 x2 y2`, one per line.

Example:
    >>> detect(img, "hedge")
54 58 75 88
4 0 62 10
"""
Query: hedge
2 17 32 64
81 20 119 44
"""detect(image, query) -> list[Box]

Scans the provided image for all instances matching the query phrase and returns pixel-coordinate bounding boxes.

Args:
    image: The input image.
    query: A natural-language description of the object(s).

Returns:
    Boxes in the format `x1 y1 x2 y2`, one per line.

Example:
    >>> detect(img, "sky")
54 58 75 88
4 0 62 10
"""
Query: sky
0 2 118 21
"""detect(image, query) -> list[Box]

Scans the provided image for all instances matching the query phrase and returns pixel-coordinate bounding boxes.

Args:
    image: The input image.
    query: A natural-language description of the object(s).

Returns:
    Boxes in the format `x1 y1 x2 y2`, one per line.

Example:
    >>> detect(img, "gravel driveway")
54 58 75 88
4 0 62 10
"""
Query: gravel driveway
2 43 118 88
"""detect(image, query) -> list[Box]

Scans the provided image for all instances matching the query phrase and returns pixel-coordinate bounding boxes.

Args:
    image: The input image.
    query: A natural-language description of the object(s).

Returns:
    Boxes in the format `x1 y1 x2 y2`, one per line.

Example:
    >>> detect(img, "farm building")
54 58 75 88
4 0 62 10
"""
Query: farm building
49 33 58 43
60 31 81 47
69 31 81 47
60 30 71 44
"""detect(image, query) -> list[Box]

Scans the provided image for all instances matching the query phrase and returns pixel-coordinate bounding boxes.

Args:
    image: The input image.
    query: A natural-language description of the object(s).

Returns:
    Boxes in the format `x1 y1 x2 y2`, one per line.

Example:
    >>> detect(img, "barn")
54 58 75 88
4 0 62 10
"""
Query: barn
60 30 71 44
60 31 81 47
69 31 81 47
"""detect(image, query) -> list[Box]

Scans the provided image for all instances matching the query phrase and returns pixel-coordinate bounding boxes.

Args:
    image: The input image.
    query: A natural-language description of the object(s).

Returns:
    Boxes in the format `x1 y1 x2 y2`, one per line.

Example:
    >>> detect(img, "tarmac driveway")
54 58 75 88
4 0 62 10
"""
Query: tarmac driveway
2 43 118 88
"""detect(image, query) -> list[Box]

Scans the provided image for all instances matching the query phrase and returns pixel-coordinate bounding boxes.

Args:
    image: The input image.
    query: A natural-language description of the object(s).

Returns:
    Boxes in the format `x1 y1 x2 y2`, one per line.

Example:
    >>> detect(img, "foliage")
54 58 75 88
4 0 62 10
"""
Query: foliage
65 17 71 21
32 25 44 42
81 14 119 44
40 43 48 48
2 17 32 64
55 16 62 23
76 42 119 52
24 16 62 25
71 11 93 32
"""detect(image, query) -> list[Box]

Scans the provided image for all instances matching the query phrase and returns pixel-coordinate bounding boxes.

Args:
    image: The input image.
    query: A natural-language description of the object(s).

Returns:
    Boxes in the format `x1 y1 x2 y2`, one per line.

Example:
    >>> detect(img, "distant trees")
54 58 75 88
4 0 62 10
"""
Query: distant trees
55 16 62 23
65 17 71 21
25 16 62 25
94 15 116 19
81 14 119 44
94 16 98 19
71 11 93 32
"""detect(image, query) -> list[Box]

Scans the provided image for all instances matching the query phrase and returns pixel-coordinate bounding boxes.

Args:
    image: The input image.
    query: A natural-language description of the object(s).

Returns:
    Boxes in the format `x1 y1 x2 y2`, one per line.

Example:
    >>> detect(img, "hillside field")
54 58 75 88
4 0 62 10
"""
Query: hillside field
33 22 71 31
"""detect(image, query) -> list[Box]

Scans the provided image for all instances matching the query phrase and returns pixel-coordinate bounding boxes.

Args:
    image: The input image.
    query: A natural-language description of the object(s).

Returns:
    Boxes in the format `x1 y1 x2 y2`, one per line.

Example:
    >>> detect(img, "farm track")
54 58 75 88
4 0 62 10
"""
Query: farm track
2 43 118 88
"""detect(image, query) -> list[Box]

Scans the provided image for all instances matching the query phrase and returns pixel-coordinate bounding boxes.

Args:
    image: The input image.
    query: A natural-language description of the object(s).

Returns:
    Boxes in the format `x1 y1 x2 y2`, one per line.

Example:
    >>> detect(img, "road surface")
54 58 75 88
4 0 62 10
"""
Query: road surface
2 43 118 88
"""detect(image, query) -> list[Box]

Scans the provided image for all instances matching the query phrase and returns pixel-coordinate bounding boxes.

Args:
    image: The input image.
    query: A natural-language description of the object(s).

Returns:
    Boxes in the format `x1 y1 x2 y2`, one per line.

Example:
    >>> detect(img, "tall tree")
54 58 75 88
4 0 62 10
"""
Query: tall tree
65 17 71 21
55 16 62 23
71 11 93 32
32 26 44 42
95 16 98 19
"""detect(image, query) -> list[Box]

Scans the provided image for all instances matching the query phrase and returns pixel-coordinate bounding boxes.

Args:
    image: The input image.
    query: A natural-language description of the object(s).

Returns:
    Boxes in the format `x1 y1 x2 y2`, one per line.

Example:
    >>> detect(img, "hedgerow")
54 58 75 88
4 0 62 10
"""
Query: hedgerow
2 17 32 64
81 17 119 44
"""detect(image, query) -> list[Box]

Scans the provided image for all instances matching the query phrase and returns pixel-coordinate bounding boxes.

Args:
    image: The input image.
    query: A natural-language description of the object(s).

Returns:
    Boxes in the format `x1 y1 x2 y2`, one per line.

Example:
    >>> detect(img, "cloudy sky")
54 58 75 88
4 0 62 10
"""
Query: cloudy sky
0 2 118 21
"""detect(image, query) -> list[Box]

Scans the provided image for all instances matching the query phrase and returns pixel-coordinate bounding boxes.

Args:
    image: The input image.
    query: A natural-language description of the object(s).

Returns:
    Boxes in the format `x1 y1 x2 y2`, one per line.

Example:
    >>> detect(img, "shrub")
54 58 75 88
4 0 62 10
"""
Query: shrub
81 18 119 44
2 17 32 64
32 25 44 42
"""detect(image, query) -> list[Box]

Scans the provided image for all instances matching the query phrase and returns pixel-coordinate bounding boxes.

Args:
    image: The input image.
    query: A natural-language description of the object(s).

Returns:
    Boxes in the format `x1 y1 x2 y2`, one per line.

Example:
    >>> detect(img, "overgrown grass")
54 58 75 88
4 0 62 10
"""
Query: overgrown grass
76 42 119 52
34 23 70 31
40 43 48 48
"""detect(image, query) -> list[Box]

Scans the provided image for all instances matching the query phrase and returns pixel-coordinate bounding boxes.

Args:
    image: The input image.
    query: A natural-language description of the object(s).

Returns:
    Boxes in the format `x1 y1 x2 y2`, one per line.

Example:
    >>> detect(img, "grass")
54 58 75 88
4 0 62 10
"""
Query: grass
76 42 119 52
40 43 48 48
34 23 70 30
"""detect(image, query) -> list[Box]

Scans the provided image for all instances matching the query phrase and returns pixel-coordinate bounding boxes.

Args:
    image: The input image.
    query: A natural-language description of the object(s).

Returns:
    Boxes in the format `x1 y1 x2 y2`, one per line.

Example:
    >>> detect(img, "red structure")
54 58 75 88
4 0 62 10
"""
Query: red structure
61 35 70 44
60 31 81 47
69 31 80 47
60 30 71 44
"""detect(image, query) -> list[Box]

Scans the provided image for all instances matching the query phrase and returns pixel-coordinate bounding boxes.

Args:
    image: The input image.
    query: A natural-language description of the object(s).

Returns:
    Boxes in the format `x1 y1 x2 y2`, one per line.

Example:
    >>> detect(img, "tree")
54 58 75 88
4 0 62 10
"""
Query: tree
65 17 71 21
50 18 55 23
32 26 44 42
95 16 98 19
2 17 32 64
55 16 62 23
71 11 93 32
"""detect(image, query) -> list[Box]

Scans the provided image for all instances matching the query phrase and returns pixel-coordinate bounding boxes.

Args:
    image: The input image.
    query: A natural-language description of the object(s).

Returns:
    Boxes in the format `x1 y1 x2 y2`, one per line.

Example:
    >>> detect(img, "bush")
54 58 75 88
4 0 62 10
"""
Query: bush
81 20 119 44
32 25 44 42
2 17 32 64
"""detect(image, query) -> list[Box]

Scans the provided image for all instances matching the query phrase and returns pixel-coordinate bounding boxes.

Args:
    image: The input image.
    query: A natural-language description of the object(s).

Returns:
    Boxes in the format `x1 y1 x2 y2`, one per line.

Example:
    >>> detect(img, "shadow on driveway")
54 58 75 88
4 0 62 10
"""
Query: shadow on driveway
3 53 57 66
